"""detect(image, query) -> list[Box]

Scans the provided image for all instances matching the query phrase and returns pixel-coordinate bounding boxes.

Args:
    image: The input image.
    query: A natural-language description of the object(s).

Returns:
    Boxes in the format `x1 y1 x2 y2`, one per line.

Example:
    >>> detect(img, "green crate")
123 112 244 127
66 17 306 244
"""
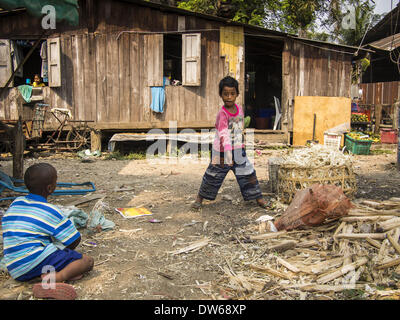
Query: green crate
344 134 372 155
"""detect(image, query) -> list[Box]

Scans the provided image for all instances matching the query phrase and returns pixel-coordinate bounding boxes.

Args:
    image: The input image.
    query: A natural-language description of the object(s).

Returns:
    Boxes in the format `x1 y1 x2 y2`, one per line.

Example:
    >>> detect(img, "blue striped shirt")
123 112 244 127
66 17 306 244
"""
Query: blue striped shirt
1 194 80 279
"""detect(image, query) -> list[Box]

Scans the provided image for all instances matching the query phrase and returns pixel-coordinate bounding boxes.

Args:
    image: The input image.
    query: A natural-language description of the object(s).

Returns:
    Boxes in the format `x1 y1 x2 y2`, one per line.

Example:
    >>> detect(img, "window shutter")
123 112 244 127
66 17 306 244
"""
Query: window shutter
0 40 12 87
47 37 61 87
182 33 201 86
144 34 163 87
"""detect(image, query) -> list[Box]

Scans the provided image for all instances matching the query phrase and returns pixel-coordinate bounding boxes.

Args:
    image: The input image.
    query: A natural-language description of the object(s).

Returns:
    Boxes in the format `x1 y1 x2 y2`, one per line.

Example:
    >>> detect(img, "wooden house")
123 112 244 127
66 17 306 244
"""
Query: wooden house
0 0 369 148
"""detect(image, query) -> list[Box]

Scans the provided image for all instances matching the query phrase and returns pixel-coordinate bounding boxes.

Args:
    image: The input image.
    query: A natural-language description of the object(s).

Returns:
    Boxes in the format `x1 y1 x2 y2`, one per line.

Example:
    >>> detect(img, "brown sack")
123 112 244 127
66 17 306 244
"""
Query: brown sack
274 184 353 231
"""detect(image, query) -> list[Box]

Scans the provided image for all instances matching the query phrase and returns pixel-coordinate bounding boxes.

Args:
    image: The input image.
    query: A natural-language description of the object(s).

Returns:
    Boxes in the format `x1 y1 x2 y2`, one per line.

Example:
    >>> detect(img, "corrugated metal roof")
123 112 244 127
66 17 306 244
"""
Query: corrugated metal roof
366 33 400 51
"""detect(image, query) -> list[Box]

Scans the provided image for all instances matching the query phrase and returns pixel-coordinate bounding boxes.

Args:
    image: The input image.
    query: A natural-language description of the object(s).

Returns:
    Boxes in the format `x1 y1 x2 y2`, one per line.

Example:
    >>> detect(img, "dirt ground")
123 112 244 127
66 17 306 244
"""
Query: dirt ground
1 144 400 300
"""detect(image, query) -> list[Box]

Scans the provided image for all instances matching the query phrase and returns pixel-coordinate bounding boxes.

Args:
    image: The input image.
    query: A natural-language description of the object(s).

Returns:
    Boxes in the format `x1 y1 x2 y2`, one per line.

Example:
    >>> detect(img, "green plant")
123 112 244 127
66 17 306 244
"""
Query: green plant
104 151 147 160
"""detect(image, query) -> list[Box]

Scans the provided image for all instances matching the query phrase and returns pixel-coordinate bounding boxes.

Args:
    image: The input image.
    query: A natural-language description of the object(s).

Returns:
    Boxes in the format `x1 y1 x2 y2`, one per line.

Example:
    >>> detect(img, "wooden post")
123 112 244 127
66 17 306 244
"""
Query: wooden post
393 101 399 130
375 104 382 134
397 105 400 171
90 129 102 152
13 117 24 179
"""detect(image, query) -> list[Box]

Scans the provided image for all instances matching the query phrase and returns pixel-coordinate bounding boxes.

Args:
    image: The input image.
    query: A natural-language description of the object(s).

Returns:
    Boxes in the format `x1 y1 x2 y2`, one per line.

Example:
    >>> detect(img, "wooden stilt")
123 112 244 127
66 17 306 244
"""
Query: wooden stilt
13 117 24 179
90 129 102 152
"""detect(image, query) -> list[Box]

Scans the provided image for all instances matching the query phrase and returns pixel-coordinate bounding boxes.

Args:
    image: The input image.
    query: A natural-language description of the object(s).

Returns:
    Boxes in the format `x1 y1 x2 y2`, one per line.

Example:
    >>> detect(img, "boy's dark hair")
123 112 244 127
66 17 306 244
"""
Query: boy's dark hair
219 76 239 96
24 163 56 193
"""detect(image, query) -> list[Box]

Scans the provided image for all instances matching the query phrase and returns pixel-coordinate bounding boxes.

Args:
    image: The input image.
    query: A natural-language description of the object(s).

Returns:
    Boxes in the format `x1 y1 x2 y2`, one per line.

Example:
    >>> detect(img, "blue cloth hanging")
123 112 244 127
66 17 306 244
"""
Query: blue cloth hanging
149 77 167 113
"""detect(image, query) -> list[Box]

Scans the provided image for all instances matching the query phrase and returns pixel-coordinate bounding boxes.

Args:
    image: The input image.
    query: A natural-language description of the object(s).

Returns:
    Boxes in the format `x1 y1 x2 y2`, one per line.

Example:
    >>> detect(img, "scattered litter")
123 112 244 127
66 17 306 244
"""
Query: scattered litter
157 272 174 280
222 195 233 201
87 198 115 232
82 240 97 247
183 220 201 227
66 194 104 207
113 186 135 192
115 207 153 219
256 215 274 222
77 149 101 162
149 219 162 223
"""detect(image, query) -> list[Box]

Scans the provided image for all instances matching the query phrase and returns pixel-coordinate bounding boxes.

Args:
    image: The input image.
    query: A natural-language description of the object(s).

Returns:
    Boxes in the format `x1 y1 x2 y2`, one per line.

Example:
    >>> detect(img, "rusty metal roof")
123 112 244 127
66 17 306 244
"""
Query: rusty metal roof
366 33 400 51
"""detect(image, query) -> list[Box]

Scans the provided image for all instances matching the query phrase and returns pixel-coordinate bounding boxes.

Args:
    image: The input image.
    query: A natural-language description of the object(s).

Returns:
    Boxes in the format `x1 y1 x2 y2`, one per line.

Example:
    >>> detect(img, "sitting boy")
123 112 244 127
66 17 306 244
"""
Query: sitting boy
1 163 94 291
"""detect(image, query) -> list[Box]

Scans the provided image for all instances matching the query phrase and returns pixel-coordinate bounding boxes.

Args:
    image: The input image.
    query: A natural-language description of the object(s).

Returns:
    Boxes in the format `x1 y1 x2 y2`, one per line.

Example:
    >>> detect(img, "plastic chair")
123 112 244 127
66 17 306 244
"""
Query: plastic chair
0 170 96 202
273 96 282 130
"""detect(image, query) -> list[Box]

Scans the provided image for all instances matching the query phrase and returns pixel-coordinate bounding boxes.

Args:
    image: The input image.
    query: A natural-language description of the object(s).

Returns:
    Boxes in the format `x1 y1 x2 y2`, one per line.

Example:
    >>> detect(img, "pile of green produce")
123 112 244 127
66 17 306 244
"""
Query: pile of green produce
351 114 369 123
347 131 380 143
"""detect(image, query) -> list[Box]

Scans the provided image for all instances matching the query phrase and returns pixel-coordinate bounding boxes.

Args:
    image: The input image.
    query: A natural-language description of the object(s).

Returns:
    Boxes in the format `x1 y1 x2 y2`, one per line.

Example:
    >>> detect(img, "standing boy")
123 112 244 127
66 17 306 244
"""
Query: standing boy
192 76 268 209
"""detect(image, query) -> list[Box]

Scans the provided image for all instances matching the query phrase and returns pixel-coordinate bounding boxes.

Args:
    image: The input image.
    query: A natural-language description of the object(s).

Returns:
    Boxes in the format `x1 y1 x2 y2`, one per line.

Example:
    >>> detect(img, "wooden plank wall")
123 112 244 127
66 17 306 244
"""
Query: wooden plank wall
0 2 228 130
359 81 400 105
281 39 353 132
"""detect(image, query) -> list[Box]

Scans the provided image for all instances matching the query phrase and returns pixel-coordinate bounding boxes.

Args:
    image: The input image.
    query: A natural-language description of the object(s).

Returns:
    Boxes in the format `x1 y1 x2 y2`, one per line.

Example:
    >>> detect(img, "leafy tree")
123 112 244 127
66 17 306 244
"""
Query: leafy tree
176 0 381 45
337 0 381 46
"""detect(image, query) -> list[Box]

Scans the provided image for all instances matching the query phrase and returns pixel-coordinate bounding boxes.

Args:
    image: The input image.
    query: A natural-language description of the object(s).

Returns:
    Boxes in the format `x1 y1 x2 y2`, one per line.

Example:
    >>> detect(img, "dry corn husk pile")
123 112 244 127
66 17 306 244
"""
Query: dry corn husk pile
281 144 353 168
210 198 400 300
277 145 357 204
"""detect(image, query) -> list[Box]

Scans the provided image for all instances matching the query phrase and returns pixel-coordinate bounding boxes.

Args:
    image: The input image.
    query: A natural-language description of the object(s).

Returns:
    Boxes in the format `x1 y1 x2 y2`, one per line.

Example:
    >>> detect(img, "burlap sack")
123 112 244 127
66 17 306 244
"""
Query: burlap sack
274 184 353 231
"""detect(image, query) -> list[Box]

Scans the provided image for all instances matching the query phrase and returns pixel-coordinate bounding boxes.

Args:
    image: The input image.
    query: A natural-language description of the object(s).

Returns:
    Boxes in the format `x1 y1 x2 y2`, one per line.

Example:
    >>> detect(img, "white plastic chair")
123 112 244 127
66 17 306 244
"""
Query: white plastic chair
273 96 282 130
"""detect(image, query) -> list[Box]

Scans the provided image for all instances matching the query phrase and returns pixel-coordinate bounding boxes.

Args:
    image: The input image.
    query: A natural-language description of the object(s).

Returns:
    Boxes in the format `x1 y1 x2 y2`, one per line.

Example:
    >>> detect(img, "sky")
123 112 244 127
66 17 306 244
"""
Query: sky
375 0 400 15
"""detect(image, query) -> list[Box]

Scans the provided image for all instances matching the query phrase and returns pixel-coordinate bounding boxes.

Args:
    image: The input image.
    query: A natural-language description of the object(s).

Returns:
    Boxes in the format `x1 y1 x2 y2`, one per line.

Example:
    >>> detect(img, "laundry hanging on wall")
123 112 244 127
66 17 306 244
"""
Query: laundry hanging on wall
10 41 23 78
149 76 168 113
40 40 48 83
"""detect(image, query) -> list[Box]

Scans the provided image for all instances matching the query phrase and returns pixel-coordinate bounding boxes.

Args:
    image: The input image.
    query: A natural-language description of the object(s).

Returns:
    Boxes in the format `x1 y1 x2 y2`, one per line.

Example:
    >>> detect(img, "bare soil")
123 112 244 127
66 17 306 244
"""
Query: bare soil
1 144 400 300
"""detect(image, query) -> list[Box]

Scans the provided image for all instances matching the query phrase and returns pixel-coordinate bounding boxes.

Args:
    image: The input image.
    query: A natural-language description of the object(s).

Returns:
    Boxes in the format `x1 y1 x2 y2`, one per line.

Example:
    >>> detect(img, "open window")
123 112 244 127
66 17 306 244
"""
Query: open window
163 34 182 85
144 33 202 87
0 37 61 88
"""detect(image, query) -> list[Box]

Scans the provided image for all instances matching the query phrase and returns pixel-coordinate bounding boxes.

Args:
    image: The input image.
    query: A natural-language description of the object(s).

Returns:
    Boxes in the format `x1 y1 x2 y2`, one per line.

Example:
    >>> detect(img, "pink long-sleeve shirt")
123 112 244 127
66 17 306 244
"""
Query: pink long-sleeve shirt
212 104 245 153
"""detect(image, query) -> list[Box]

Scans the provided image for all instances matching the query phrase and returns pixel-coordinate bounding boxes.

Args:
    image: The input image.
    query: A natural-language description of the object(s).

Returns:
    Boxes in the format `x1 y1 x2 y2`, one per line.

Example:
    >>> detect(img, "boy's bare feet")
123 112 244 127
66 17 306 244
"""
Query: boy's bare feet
191 195 203 210
256 198 269 209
